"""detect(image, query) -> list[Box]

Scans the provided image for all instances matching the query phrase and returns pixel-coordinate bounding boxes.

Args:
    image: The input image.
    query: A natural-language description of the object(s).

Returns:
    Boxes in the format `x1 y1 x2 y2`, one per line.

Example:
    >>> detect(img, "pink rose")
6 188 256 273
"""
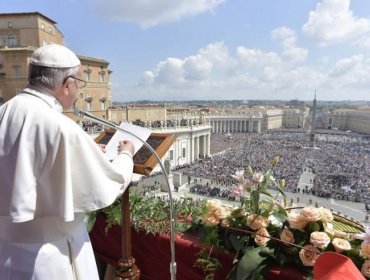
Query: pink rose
203 215 219 227
205 199 222 213
361 242 370 258
301 207 321 222
319 207 334 222
332 238 351 253
280 229 295 245
299 245 320 266
255 228 270 246
361 260 370 278
214 207 230 220
310 231 331 249
247 214 270 230
288 212 307 231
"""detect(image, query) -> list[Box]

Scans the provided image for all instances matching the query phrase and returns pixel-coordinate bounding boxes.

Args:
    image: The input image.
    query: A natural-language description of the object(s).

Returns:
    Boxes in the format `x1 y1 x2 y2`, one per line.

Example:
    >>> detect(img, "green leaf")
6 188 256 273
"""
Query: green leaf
237 247 267 280
228 233 244 252
259 189 273 198
269 212 287 227
276 204 288 217
308 221 321 232
250 191 260 214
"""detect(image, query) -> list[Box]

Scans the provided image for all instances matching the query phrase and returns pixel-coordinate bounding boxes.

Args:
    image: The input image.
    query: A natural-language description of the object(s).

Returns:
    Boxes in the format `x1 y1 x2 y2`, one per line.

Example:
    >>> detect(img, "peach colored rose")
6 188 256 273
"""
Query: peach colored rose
332 238 351 253
299 245 320 266
288 212 307 231
361 242 370 258
220 219 230 227
301 207 321 222
361 260 370 278
247 214 270 230
310 231 331 249
255 227 270 246
280 229 295 245
214 207 230 220
205 199 223 213
319 207 334 222
203 215 220 227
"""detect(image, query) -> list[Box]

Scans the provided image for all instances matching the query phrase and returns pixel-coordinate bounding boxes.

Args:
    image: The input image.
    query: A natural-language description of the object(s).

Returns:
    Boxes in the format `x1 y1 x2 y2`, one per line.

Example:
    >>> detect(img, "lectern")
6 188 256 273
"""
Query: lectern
95 129 176 279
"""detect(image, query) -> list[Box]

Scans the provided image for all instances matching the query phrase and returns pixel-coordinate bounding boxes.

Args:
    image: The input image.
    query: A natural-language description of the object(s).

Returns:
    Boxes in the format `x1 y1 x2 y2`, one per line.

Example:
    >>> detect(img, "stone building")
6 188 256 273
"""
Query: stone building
283 107 309 129
322 108 370 134
0 12 111 120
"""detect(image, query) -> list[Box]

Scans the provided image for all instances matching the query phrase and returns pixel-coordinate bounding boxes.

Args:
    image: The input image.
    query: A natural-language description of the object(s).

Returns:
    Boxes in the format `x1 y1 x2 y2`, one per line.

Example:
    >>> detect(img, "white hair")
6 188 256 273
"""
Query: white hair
28 64 79 91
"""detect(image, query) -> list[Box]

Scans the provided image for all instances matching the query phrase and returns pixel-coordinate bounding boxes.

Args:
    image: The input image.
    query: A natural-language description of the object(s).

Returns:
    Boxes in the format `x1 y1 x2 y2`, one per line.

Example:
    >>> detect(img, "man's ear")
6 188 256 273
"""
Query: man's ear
53 80 69 108
62 78 71 96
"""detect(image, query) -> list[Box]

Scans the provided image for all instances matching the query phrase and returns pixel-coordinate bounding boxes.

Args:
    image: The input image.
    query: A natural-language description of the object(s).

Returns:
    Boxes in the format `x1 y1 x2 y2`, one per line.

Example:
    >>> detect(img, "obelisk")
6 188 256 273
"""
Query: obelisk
309 91 317 148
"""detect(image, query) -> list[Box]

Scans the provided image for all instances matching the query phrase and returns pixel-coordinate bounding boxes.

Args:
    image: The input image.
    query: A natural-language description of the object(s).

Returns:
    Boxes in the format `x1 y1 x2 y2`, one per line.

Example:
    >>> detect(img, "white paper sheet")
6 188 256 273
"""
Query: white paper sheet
104 122 151 160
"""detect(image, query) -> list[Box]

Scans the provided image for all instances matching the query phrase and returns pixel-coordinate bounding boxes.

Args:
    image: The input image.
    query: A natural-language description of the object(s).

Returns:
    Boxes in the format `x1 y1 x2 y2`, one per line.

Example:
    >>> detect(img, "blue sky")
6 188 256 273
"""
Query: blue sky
3 0 370 101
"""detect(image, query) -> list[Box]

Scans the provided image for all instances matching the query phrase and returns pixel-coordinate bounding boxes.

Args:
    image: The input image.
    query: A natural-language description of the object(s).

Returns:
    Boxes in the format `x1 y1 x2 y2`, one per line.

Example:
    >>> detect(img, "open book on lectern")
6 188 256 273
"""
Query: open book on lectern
95 122 177 176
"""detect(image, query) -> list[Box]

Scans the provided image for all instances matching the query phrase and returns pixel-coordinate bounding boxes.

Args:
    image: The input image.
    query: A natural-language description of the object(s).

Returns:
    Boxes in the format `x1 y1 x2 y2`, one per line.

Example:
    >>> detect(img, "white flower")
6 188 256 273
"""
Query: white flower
252 172 264 183
230 184 244 198
231 170 245 182
354 226 370 244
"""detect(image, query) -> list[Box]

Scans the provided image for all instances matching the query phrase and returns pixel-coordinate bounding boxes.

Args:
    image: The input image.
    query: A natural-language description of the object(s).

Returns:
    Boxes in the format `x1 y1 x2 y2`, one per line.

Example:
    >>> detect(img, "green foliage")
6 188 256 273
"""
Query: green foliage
194 248 221 280
98 192 205 235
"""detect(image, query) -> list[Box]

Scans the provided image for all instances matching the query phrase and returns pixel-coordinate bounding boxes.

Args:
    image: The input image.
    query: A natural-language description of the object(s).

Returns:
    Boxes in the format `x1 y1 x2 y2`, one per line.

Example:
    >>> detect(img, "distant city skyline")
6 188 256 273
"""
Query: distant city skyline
3 0 370 102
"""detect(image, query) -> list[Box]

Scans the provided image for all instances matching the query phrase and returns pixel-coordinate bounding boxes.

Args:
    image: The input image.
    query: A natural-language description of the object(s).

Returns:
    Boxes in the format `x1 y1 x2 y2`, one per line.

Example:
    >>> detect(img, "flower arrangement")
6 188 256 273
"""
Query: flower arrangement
198 157 368 279
94 156 368 279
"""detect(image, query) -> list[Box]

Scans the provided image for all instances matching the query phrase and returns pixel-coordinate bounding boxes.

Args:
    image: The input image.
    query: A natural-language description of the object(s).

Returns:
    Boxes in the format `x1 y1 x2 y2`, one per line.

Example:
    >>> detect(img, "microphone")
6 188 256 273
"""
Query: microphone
74 107 177 280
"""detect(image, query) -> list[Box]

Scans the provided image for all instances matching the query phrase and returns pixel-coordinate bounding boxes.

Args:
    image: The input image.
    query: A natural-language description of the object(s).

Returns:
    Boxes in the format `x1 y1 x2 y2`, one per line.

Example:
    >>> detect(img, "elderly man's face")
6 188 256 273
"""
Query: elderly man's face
61 67 84 110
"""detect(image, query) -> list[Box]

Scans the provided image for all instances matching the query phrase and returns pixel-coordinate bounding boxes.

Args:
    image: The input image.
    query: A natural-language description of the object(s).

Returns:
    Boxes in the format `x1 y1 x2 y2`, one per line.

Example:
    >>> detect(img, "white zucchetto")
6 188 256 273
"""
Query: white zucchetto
30 43 80 68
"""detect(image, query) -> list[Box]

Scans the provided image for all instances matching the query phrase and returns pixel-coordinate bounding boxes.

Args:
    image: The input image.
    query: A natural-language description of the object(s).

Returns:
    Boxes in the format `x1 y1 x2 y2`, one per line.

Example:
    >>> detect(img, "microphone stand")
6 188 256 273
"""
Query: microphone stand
75 108 177 280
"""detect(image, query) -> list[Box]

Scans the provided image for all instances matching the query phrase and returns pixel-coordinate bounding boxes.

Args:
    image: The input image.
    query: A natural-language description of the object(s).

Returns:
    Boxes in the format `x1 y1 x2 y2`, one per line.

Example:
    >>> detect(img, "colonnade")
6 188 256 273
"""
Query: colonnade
191 133 211 162
209 119 262 133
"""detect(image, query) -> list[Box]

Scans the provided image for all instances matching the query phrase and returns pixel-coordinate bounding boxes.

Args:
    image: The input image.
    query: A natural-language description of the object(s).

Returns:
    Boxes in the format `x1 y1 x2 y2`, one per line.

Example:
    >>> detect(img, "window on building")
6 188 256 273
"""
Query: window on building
79 93 84 99
12 65 21 77
41 23 45 30
101 101 105 110
99 72 105 83
169 150 174 160
86 102 91 111
8 34 17 47
48 27 52 33
182 147 186 158
8 21 13 28
85 71 91 81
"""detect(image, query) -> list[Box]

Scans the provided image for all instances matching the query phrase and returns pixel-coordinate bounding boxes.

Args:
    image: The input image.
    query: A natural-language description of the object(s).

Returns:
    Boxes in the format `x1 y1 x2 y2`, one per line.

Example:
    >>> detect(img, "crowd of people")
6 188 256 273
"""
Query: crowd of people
189 183 232 200
184 131 370 203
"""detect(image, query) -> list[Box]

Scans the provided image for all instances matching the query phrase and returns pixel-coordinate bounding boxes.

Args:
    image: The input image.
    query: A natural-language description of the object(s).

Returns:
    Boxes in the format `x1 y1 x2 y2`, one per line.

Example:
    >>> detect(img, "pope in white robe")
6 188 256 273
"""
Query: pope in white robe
0 44 134 280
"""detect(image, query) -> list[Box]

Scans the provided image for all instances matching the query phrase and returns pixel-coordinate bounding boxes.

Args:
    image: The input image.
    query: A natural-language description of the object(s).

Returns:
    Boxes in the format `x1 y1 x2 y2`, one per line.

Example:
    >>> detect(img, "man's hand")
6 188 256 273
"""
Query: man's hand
118 140 135 156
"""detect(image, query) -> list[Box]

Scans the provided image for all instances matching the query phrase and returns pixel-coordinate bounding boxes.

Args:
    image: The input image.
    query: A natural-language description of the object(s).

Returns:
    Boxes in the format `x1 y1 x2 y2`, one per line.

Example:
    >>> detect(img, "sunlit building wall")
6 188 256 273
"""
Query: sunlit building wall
0 12 111 121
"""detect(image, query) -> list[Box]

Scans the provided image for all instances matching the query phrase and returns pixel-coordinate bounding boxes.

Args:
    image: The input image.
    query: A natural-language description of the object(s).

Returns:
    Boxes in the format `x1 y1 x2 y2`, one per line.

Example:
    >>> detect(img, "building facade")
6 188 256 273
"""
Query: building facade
322 108 370 134
0 12 111 120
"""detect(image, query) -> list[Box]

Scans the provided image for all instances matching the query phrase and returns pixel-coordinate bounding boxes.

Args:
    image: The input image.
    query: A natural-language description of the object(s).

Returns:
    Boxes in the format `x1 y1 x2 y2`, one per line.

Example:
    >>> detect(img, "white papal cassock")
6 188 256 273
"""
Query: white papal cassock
0 88 134 280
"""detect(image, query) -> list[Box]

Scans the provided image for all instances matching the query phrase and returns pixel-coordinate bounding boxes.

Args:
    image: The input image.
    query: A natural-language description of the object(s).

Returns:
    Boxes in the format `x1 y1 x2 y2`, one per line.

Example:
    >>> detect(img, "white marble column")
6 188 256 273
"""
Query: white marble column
207 133 211 156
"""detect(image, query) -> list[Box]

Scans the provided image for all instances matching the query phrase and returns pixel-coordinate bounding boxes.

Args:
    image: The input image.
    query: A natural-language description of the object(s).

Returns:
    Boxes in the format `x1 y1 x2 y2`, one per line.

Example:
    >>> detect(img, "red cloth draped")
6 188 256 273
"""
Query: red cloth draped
90 214 306 280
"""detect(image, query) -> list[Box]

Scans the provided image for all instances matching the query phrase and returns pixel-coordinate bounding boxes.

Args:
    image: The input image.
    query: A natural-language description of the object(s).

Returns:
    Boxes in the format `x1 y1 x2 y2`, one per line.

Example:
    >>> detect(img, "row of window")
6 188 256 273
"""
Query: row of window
40 23 53 33
84 69 106 83
0 34 20 47
168 147 187 160
79 93 106 111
